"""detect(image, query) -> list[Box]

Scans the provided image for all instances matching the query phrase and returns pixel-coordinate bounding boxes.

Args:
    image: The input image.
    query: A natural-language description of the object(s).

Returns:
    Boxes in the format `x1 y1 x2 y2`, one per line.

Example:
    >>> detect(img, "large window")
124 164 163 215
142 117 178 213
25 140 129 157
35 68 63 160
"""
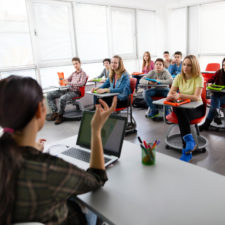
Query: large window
137 10 156 58
111 8 136 57
32 0 75 63
199 2 225 54
0 0 33 68
168 7 187 56
75 4 109 61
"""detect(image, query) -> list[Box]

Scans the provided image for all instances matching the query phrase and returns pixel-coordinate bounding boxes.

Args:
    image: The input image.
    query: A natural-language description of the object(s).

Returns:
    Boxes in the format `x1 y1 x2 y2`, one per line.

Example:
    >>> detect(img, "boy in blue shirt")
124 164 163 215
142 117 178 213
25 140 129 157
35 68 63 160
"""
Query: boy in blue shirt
168 51 182 78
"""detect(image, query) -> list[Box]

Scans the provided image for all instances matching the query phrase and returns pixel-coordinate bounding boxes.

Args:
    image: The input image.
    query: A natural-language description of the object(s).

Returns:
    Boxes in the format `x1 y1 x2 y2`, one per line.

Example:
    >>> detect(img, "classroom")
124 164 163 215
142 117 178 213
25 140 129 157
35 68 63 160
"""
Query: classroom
1 0 225 224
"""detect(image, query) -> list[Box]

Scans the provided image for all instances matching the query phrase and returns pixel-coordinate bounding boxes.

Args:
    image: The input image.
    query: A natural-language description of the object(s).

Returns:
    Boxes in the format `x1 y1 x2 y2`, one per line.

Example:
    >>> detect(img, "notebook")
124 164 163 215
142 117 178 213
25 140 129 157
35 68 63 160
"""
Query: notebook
48 111 127 170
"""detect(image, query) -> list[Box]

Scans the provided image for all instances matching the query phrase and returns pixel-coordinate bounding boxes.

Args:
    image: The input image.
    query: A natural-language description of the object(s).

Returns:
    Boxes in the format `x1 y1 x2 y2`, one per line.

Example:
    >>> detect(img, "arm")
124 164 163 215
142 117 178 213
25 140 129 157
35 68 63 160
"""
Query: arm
178 87 203 102
90 97 117 169
96 69 105 79
168 64 174 75
109 74 129 93
157 70 173 84
139 71 154 85
67 73 73 82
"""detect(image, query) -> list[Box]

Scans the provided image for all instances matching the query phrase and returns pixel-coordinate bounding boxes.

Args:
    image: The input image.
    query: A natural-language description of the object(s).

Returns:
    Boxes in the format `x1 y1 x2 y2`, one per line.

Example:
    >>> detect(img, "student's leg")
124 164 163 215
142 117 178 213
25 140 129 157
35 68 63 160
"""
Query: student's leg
143 89 156 111
47 90 65 113
155 88 170 115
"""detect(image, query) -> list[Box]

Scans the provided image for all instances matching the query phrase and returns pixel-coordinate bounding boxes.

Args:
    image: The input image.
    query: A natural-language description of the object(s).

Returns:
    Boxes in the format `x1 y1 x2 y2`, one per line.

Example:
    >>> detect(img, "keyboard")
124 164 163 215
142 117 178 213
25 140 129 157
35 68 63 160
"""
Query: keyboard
62 147 111 163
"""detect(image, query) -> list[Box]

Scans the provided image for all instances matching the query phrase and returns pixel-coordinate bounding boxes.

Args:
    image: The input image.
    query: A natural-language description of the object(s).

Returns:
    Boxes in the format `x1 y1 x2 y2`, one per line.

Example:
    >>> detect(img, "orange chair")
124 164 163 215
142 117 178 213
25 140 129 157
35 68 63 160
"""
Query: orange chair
202 63 220 82
63 76 88 120
115 77 137 134
165 82 208 152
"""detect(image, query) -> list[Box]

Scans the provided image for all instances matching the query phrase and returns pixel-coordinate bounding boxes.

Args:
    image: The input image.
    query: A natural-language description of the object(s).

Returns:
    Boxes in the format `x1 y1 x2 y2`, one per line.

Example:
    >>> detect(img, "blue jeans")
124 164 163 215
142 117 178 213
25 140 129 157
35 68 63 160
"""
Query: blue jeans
143 88 169 113
207 93 225 121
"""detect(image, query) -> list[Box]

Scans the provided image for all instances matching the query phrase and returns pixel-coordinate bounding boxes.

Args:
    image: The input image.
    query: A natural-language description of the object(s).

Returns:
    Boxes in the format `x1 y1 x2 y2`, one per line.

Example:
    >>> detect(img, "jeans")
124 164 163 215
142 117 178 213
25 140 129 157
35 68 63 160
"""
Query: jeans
207 93 225 121
143 88 169 113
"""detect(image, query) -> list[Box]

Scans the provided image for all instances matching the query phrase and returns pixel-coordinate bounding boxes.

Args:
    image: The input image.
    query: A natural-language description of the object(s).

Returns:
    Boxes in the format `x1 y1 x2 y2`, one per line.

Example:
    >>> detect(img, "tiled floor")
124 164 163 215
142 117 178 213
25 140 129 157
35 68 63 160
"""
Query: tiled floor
39 107 225 176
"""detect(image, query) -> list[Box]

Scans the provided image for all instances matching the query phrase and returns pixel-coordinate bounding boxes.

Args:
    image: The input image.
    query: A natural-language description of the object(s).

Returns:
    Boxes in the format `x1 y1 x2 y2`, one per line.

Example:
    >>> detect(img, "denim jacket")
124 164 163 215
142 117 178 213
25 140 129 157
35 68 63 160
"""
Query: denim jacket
100 71 131 100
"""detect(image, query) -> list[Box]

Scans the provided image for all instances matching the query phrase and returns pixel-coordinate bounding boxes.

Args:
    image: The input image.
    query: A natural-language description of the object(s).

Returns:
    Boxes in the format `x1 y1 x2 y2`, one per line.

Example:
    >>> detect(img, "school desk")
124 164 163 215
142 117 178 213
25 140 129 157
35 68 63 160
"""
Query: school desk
50 136 225 225
86 91 120 98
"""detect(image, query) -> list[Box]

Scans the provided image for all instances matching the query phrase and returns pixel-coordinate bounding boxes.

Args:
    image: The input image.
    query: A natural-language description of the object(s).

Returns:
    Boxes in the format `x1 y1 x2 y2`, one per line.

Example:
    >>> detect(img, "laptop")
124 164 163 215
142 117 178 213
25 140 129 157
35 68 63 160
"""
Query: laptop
48 111 127 170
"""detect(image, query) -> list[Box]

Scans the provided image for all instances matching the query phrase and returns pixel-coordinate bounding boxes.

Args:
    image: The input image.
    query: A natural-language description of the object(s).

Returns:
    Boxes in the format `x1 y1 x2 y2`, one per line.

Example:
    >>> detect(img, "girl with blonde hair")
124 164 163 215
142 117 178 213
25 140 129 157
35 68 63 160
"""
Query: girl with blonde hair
142 51 154 74
166 55 205 162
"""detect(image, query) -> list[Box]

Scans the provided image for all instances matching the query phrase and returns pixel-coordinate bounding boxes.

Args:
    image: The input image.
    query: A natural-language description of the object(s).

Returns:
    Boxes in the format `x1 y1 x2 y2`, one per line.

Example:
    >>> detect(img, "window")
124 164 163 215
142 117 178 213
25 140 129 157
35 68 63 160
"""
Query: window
0 0 33 68
1 69 36 80
168 7 187 56
111 8 136 58
137 10 156 57
32 0 75 62
199 2 225 54
75 4 109 61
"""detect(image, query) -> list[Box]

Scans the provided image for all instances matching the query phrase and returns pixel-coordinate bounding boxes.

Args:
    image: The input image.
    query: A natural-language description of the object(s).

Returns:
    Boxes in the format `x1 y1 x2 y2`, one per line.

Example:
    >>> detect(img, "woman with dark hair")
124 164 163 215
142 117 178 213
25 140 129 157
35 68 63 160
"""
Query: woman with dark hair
140 58 173 118
166 55 205 162
200 58 225 131
0 75 117 225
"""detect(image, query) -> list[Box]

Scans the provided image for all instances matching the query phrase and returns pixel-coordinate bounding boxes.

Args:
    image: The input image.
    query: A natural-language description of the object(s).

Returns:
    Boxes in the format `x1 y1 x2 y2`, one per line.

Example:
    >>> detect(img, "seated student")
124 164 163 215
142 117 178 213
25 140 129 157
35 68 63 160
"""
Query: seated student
168 51 182 77
0 75 117 225
200 58 225 131
140 58 173 118
163 51 173 69
142 51 154 74
166 55 205 162
90 58 111 83
91 55 131 108
47 57 87 125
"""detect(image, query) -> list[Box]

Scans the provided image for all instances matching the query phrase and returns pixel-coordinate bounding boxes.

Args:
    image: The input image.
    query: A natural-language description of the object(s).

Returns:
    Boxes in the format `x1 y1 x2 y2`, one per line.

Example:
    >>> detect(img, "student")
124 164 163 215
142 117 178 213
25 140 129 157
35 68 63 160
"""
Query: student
90 58 111 83
0 75 117 225
140 58 173 118
200 58 225 131
47 57 87 125
168 51 182 77
166 55 205 162
91 55 131 108
142 51 154 74
163 51 173 69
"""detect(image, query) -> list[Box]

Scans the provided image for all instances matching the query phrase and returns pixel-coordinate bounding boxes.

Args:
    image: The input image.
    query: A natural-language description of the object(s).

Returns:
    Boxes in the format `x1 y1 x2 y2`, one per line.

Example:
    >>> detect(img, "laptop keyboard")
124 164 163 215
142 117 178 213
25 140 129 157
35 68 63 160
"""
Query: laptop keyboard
62 147 111 163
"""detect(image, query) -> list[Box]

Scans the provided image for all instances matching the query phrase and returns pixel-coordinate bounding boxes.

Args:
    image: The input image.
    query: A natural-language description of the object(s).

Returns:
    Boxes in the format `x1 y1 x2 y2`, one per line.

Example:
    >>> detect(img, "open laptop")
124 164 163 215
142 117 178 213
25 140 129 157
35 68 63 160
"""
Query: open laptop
49 111 127 170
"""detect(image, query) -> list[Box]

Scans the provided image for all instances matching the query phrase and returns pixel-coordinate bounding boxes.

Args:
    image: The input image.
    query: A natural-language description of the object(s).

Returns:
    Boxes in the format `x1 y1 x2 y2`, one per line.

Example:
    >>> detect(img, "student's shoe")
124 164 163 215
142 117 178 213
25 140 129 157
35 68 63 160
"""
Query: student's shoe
145 107 151 115
46 112 58 121
55 114 64 125
214 116 222 125
199 118 212 131
180 149 192 162
182 134 197 154
146 110 159 119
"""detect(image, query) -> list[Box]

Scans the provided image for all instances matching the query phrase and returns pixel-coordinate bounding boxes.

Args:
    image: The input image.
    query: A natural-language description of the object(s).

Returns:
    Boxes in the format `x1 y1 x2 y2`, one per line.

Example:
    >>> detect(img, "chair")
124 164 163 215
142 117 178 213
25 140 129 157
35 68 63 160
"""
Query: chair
165 82 208 152
63 76 88 120
202 63 220 82
115 77 137 134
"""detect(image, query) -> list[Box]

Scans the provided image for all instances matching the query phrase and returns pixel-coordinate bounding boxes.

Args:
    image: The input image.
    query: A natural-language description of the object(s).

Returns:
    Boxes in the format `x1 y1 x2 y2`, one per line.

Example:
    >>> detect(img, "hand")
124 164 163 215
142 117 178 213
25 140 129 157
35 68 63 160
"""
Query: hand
148 81 155 85
91 87 98 93
64 80 70 85
36 139 46 152
100 79 105 83
91 96 117 131
96 88 107 94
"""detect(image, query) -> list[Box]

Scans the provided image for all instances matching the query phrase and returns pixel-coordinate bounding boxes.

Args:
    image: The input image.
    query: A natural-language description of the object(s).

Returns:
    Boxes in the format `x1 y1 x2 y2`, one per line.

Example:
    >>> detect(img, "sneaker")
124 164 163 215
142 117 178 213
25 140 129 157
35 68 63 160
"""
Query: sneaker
146 111 159 119
145 107 151 115
46 112 58 121
55 114 64 125
214 116 222 125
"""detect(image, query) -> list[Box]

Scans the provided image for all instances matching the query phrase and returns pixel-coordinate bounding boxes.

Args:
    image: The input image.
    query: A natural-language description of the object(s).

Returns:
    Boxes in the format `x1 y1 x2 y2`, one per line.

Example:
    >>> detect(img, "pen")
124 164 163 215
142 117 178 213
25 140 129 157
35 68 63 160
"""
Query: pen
138 136 143 144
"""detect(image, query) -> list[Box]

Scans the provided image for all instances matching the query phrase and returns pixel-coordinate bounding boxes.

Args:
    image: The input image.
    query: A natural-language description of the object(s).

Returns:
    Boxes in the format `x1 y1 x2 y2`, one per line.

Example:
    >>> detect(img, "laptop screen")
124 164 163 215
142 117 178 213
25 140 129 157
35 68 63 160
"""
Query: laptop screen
76 111 127 157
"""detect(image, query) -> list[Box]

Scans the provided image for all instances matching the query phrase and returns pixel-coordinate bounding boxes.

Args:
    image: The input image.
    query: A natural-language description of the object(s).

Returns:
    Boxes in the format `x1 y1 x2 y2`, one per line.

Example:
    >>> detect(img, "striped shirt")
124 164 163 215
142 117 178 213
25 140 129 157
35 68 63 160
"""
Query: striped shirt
67 69 87 92
12 146 107 225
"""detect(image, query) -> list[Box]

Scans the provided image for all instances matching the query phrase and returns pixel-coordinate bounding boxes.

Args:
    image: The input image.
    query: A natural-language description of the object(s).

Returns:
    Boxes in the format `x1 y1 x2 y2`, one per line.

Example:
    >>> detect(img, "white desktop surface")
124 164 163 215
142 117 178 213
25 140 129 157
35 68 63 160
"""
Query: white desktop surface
49 136 225 225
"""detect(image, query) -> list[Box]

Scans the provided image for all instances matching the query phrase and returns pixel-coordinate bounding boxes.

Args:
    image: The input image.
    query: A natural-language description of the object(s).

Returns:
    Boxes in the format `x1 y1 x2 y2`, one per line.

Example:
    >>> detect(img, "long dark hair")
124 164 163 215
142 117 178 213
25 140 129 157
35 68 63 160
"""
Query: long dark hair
0 75 43 225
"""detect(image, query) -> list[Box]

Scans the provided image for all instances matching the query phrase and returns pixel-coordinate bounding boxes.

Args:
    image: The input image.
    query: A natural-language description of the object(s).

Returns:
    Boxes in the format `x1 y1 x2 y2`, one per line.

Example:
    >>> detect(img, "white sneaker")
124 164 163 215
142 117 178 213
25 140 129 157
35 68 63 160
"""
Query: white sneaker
145 107 150 115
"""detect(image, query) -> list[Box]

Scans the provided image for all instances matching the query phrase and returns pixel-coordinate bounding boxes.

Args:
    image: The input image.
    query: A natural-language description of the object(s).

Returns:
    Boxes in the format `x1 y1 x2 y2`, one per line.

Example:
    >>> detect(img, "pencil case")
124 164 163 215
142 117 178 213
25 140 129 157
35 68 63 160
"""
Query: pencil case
163 98 191 106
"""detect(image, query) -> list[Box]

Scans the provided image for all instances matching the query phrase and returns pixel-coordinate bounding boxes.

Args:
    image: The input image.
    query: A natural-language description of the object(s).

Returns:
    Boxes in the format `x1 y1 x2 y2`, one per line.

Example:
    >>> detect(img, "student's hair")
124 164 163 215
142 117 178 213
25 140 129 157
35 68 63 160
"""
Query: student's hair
103 58 111 64
180 55 201 80
142 51 151 71
155 58 165 67
109 55 126 82
163 51 169 55
72 57 81 63
222 58 225 67
174 51 182 57
0 75 43 225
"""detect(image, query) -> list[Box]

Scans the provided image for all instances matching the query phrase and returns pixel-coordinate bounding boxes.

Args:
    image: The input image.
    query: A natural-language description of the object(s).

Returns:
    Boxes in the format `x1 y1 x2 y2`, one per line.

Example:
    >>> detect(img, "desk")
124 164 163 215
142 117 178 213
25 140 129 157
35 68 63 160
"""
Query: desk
201 71 216 74
86 91 120 98
138 83 170 89
52 136 225 225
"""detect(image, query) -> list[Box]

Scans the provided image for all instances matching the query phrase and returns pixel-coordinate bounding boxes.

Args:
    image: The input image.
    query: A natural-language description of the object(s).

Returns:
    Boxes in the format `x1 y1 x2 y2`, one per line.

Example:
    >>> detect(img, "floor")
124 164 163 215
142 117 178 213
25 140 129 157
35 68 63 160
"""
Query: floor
38 107 225 176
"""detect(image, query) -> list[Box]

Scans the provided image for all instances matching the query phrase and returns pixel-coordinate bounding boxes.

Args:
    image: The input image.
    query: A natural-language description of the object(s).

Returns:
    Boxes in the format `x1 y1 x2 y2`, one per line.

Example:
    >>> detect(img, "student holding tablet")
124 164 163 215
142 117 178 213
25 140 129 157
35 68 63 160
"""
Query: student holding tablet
200 58 225 131
166 55 205 162
91 55 131 108
140 58 173 118
0 75 117 225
